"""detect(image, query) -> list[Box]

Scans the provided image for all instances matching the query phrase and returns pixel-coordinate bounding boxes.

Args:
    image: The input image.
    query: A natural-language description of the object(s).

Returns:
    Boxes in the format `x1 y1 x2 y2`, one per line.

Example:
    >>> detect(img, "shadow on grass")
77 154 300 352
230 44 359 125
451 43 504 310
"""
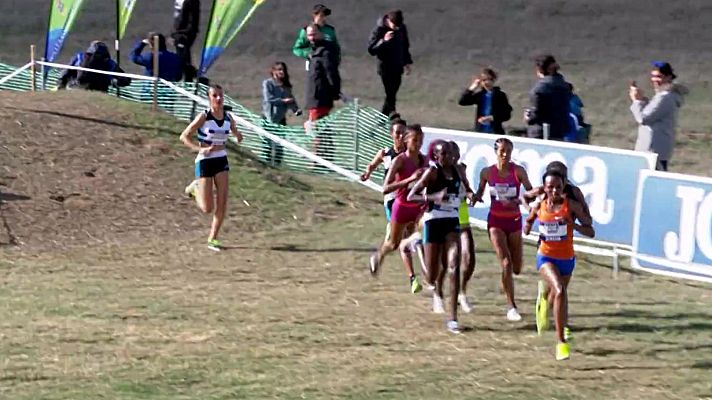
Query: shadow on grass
574 308 712 320
574 321 712 334
270 244 373 253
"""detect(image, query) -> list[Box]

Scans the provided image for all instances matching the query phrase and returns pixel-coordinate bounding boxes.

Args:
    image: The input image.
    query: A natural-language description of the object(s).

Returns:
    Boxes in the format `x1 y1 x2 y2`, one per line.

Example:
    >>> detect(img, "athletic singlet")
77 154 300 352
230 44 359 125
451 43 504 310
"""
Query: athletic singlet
383 147 400 202
423 164 463 222
195 109 231 162
395 153 426 205
487 162 521 218
537 198 575 259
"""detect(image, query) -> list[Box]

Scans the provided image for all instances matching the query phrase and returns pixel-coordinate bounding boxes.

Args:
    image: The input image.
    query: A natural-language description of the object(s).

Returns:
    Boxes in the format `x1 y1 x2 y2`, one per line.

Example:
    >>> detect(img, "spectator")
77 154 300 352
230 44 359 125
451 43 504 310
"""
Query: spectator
525 54 572 141
58 41 131 92
458 67 512 134
304 24 340 161
262 61 302 165
129 33 183 82
367 9 413 116
171 0 200 81
567 82 592 143
630 61 688 171
292 4 340 68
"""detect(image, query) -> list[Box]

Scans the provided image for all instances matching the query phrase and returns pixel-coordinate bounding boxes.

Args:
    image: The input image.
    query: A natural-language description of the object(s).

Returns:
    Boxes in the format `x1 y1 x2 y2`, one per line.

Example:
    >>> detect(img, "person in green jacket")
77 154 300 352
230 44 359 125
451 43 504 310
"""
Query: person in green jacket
292 4 341 67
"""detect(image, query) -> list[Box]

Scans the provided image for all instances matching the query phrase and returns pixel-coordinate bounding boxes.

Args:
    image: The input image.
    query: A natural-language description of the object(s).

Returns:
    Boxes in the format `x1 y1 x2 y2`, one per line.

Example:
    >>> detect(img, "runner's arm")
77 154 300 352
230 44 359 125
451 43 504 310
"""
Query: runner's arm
407 167 438 203
523 185 545 203
571 185 591 220
360 149 385 181
180 112 208 152
472 167 488 203
570 199 595 238
229 113 243 143
523 201 539 235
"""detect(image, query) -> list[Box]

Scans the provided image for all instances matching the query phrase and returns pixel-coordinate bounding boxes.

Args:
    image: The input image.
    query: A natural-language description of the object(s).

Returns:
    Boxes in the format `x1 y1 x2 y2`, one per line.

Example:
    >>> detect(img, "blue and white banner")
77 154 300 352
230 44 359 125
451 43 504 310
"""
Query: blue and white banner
632 170 712 282
422 127 657 248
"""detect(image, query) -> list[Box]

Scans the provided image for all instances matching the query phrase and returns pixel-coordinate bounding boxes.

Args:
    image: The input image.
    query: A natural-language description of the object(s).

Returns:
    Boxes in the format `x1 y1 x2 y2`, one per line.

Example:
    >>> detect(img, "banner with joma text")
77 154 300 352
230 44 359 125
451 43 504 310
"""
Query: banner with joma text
632 170 712 283
422 127 657 248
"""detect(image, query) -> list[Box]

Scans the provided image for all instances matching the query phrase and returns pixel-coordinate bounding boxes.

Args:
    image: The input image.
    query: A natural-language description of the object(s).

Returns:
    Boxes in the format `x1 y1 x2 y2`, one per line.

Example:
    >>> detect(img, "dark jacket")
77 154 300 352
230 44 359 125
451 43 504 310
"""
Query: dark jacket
171 0 200 45
305 40 341 109
367 16 413 75
526 73 572 140
458 87 512 134
58 43 131 91
129 41 183 82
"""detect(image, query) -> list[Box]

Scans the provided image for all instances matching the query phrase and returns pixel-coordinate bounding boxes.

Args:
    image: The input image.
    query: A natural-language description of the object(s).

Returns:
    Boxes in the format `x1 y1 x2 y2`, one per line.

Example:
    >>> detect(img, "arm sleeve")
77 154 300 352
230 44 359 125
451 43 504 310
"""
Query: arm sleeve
262 80 283 106
458 89 479 106
324 51 341 98
401 25 413 65
129 42 151 67
631 94 673 125
292 28 311 59
527 89 542 125
367 26 385 56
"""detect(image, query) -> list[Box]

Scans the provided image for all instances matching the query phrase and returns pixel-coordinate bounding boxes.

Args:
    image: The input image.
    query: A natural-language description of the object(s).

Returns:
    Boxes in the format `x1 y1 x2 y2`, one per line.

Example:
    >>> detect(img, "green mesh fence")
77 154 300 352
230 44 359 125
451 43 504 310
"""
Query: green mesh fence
0 62 393 184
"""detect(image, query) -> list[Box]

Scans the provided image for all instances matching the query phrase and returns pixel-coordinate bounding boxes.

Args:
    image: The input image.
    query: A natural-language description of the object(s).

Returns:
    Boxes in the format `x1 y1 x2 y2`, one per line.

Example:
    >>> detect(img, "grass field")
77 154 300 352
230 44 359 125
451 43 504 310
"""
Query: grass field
1 92 712 399
1 0 712 174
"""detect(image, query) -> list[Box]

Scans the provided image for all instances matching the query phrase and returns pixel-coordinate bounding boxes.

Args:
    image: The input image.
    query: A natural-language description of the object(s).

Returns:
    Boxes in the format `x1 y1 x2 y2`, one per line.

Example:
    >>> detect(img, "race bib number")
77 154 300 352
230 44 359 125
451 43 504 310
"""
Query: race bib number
490 183 517 200
539 221 567 241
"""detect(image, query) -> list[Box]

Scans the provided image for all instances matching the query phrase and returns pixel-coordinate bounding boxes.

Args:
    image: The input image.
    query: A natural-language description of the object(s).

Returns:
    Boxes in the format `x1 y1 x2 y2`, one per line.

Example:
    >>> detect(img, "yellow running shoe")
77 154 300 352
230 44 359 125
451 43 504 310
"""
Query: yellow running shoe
556 342 570 361
564 326 572 342
410 276 423 294
207 239 222 252
536 280 549 335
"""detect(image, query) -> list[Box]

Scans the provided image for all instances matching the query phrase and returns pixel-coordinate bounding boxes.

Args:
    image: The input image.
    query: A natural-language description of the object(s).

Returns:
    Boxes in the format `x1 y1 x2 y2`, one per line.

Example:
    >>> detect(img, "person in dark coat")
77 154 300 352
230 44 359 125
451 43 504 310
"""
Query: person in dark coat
367 10 413 116
458 67 513 134
304 24 341 121
58 41 131 92
171 0 200 81
525 54 572 141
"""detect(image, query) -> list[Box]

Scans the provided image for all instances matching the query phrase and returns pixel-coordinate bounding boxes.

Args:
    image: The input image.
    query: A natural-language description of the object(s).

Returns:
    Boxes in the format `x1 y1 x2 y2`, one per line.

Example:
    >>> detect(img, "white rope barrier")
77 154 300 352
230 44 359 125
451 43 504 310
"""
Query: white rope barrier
0 62 33 86
36 60 156 82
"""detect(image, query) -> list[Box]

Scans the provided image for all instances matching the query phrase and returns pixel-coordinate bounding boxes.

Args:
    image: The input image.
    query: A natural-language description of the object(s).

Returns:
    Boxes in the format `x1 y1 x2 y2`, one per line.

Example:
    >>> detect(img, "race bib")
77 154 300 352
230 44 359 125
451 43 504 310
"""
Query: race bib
490 183 517 200
539 221 567 241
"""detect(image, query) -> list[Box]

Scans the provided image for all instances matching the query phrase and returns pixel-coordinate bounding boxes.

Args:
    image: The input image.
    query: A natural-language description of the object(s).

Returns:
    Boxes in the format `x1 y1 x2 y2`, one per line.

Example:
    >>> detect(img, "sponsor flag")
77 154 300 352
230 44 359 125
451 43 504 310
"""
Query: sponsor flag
199 0 265 76
44 0 87 62
117 0 137 40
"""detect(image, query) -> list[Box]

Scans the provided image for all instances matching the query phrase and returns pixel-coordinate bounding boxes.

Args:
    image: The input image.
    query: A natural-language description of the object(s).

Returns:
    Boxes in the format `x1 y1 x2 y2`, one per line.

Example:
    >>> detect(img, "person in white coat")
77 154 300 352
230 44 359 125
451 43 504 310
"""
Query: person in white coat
629 62 688 171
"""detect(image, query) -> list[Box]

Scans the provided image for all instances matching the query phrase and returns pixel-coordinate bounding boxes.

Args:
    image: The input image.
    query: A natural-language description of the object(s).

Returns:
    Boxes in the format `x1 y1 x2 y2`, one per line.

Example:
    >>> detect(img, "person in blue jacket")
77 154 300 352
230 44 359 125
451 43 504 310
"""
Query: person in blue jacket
130 33 183 82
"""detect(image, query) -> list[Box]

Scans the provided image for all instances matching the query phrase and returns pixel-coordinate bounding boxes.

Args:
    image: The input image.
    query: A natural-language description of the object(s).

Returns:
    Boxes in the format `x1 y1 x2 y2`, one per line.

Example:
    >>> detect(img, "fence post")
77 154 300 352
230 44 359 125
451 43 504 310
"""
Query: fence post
40 58 46 91
152 35 159 111
612 246 620 279
352 98 361 172
543 123 550 140
30 45 36 92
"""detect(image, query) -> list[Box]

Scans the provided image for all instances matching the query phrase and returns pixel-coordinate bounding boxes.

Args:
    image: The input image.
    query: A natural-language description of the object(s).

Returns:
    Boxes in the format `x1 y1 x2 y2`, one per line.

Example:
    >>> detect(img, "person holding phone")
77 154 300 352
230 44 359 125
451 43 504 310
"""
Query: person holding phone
629 62 688 171
458 67 513 134
367 10 413 116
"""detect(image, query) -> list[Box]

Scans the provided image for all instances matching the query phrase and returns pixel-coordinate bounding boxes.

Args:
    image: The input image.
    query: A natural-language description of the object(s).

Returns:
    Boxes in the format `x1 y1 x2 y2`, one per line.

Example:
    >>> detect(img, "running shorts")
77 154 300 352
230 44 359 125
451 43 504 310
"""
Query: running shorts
423 217 460 244
195 156 229 178
487 213 522 235
391 198 424 225
536 253 576 276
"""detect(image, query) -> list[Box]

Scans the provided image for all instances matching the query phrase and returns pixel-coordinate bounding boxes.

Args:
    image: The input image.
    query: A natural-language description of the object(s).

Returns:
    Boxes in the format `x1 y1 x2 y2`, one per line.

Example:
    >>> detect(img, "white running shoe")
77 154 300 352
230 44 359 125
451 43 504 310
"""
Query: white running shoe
184 179 198 198
433 294 445 314
506 307 522 321
446 320 461 334
458 293 474 313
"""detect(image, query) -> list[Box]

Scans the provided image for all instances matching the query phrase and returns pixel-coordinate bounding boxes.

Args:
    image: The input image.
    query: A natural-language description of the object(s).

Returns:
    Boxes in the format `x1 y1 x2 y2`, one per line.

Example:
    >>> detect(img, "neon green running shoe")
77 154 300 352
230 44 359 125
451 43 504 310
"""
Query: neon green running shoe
184 179 198 198
564 326 573 342
207 239 222 252
556 342 570 361
410 276 423 294
536 280 549 335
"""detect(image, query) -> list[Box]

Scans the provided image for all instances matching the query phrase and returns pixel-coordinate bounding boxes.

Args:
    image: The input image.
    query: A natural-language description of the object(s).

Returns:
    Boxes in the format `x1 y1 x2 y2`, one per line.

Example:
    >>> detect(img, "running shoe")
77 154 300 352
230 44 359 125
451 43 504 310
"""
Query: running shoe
369 253 380 276
458 293 474 313
446 320 461 334
536 280 549 335
433 294 445 314
506 307 522 322
564 326 573 342
410 275 423 294
184 179 198 198
556 342 570 361
207 239 222 252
